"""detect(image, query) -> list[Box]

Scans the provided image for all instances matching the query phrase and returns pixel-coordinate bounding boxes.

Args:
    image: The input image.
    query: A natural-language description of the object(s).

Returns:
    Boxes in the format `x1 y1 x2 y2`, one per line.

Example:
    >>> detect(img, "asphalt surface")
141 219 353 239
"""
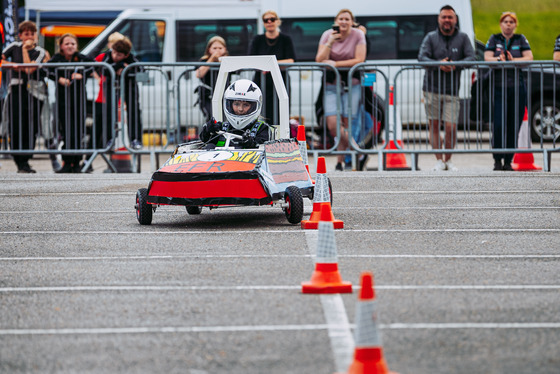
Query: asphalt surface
1 153 560 374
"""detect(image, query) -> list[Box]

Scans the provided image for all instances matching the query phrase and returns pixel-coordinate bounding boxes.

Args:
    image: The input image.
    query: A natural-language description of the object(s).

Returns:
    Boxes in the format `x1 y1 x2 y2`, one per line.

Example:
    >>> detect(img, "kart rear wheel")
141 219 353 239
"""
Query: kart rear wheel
186 206 203 215
284 185 304 224
136 188 152 225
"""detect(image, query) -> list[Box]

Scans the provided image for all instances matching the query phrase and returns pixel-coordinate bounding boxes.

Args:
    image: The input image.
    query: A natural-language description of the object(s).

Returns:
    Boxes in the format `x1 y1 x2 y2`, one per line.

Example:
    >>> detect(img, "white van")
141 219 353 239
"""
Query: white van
80 0 475 136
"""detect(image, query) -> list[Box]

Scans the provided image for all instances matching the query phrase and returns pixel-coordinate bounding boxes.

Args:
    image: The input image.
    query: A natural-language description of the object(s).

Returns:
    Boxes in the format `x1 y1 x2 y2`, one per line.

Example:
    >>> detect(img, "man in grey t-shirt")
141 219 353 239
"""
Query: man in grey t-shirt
418 5 475 171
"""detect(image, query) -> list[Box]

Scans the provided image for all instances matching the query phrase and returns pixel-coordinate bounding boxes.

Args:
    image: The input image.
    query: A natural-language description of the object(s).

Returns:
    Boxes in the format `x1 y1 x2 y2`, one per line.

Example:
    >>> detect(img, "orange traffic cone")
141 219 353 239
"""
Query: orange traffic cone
512 108 541 171
110 147 133 173
385 86 410 170
301 205 352 294
297 124 314 182
347 272 398 374
301 157 344 229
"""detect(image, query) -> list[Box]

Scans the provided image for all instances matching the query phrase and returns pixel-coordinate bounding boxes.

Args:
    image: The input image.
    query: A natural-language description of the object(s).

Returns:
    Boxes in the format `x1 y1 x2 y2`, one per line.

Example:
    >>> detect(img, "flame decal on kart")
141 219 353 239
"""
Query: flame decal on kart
159 150 262 173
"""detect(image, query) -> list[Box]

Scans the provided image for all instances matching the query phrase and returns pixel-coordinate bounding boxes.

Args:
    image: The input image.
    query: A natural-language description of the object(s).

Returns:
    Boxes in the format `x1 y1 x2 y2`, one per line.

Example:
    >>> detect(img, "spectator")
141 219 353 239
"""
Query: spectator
554 34 560 61
315 9 366 171
48 33 94 173
484 11 533 171
195 36 229 122
199 79 272 149
418 5 475 172
93 32 126 150
249 10 295 125
1 20 50 173
95 37 142 150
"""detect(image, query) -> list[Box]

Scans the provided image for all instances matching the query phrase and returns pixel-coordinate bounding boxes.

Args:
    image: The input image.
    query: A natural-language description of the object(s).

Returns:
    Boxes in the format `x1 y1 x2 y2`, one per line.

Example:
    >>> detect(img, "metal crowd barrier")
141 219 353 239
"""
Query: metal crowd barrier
0 62 116 172
1 60 559 172
349 60 560 171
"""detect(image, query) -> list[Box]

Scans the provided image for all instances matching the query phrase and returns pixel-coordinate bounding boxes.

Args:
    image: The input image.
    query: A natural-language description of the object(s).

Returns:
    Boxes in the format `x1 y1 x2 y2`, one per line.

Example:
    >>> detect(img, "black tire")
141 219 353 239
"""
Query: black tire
136 188 152 225
530 99 560 142
284 185 304 224
186 206 203 215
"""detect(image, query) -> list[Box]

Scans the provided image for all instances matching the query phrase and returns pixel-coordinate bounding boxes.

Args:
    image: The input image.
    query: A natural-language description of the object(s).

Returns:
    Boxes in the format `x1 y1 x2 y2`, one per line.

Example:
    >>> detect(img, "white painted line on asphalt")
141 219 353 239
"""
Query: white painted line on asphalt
337 190 560 194
2 206 559 214
2 190 559 197
1 228 559 235
2 322 560 336
0 230 305 235
0 325 331 336
0 255 314 261
321 295 355 373
0 192 133 196
383 323 560 329
335 206 560 210
2 285 559 293
305 230 355 372
2 254 559 262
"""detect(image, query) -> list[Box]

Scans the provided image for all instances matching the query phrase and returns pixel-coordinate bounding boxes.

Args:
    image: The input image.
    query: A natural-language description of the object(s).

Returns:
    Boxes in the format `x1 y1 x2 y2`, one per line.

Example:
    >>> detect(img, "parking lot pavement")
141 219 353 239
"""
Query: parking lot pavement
1 154 559 373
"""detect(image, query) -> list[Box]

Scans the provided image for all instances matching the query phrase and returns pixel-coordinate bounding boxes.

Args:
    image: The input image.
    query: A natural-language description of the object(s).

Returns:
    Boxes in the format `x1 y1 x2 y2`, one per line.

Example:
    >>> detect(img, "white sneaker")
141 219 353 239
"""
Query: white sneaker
432 159 446 171
445 161 458 171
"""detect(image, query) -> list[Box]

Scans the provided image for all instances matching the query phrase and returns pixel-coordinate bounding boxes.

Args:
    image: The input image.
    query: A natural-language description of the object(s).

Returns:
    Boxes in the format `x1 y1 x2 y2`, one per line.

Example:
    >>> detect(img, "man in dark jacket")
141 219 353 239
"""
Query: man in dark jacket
418 5 475 171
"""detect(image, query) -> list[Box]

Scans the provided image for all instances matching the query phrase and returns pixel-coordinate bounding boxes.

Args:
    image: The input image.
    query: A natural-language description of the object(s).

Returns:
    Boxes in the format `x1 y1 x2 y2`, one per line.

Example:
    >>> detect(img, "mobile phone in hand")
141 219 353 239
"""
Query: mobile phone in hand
332 25 340 33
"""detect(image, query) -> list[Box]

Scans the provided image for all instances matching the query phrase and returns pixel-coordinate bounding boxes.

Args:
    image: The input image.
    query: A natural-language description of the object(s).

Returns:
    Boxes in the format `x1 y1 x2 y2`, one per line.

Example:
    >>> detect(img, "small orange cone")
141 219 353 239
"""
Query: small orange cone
385 86 410 170
110 147 133 173
297 124 314 182
512 108 541 171
301 205 352 294
347 273 398 374
301 157 343 229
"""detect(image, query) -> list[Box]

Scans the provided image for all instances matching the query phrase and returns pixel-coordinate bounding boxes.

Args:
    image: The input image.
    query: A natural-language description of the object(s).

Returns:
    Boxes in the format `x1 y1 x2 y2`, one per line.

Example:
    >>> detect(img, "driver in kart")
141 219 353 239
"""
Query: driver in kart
200 79 273 149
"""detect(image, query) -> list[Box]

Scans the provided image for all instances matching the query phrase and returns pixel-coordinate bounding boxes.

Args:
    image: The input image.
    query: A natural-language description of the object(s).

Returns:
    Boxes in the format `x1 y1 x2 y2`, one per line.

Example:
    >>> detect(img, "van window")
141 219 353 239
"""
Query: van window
281 15 439 61
84 19 165 62
279 18 333 62
176 20 256 62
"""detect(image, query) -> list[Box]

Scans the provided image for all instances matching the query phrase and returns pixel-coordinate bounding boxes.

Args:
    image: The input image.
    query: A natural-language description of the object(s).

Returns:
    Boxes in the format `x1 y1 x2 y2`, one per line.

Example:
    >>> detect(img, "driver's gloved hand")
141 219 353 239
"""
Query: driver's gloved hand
205 117 222 134
241 134 256 148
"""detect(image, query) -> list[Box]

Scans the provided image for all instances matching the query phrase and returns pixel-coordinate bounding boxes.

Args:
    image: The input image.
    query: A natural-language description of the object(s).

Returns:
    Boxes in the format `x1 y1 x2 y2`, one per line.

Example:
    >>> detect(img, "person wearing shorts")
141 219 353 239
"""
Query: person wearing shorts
316 8 366 171
418 5 475 171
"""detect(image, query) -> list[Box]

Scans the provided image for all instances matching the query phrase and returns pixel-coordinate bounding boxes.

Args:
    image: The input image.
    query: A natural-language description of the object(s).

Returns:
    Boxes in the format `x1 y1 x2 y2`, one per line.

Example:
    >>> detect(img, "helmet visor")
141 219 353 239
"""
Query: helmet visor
225 99 258 117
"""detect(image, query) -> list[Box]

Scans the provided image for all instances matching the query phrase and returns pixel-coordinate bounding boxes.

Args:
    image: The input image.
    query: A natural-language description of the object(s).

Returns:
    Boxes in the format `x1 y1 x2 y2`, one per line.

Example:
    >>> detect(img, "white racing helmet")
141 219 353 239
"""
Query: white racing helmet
223 79 262 130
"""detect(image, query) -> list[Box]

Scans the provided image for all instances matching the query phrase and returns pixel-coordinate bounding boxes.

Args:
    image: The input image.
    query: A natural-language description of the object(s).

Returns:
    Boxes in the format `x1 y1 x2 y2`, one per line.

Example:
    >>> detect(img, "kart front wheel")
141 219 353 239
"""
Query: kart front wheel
284 186 304 224
136 188 152 225
186 206 203 215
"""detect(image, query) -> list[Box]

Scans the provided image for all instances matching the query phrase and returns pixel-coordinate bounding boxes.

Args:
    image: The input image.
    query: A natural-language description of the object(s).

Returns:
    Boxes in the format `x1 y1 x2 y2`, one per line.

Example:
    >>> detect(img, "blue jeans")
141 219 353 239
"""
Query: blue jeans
345 105 374 164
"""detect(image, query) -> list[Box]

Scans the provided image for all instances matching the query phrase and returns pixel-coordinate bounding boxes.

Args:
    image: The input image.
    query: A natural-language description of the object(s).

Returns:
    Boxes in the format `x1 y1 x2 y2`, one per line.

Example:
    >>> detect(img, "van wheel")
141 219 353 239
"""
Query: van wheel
531 99 560 142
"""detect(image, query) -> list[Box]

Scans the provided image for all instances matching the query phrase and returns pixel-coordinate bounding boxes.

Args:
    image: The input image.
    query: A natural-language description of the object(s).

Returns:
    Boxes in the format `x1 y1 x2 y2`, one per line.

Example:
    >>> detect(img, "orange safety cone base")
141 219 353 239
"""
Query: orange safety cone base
512 152 542 171
301 219 344 230
301 202 344 229
347 348 391 374
301 264 352 294
110 147 133 173
385 140 409 170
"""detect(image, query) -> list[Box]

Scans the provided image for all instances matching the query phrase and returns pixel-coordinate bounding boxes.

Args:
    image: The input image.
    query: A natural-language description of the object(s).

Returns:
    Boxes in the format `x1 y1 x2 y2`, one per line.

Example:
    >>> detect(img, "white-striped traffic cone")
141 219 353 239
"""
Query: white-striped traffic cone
301 205 352 294
296 124 314 182
385 86 409 170
301 157 343 229
512 107 541 171
347 272 398 374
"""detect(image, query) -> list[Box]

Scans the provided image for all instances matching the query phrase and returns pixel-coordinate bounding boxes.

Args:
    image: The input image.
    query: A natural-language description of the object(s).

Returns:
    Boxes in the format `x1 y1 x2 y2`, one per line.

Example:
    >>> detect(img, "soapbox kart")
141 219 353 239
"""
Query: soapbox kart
135 55 320 225
135 133 315 225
